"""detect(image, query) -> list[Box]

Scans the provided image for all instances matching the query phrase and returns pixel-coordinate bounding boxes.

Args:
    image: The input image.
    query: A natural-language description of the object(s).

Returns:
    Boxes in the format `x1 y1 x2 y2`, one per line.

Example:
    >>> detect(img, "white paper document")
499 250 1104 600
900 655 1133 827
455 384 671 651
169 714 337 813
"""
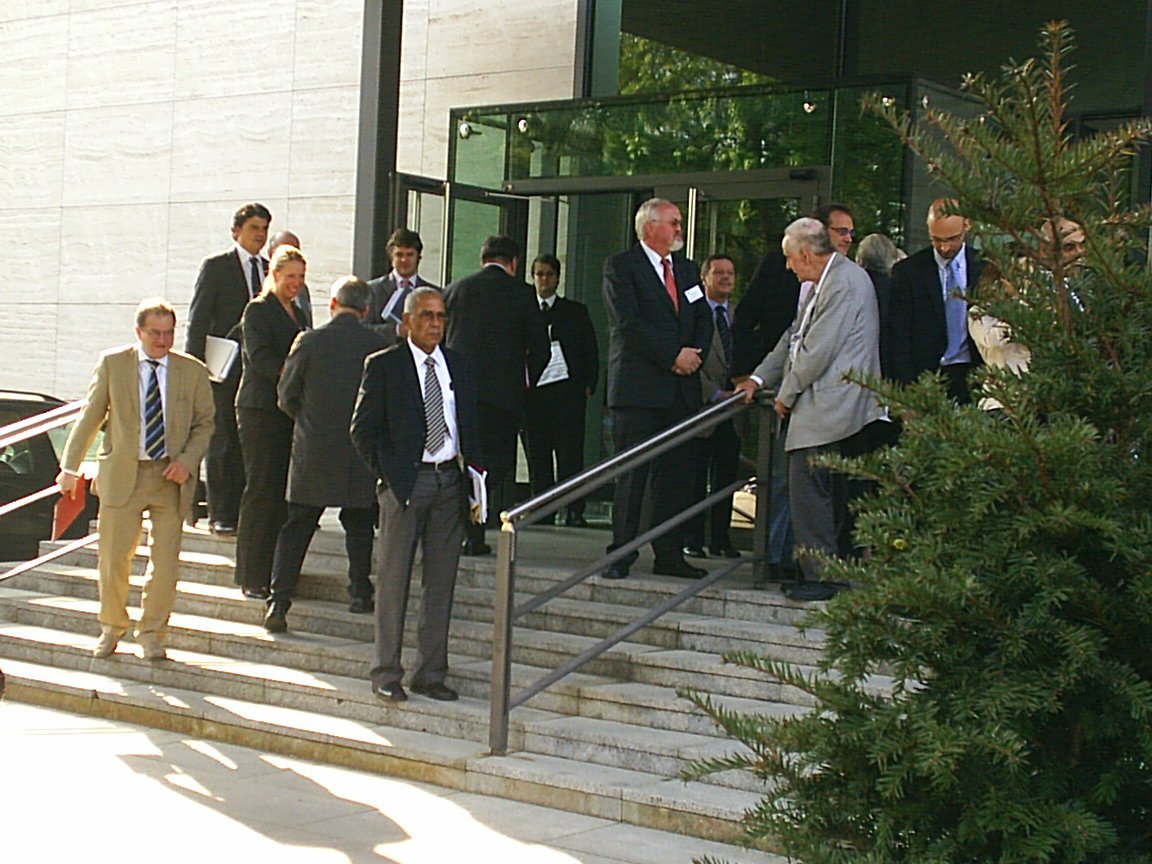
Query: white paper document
467 464 488 525
204 335 240 383
536 340 570 386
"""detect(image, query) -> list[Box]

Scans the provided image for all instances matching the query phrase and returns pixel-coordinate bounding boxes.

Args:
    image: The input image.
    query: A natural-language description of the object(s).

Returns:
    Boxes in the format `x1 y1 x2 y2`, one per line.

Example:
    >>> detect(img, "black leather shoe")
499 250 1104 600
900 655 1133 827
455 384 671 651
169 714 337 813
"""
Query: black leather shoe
211 521 237 536
461 541 492 557
682 545 708 559
410 681 458 701
564 513 590 528
374 681 407 702
782 580 847 602
653 558 707 579
348 596 375 614
263 606 288 633
242 587 271 600
710 545 742 559
602 564 629 580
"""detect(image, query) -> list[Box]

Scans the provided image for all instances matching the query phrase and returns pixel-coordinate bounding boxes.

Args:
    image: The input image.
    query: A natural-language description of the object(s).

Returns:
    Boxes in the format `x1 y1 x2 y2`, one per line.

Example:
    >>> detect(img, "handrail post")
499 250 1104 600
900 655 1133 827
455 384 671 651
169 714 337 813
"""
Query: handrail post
752 391 775 583
488 518 516 755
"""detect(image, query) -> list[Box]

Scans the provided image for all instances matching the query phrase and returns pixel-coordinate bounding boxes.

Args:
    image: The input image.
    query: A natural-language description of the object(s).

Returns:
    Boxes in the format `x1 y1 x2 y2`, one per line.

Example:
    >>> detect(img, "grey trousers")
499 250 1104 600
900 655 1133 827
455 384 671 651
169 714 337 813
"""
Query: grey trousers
787 444 844 581
371 464 464 689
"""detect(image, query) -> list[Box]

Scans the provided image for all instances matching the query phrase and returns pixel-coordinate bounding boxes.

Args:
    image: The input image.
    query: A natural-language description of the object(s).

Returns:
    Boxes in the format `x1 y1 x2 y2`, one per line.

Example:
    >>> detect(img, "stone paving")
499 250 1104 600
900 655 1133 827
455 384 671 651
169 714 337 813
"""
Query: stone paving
0 700 784 864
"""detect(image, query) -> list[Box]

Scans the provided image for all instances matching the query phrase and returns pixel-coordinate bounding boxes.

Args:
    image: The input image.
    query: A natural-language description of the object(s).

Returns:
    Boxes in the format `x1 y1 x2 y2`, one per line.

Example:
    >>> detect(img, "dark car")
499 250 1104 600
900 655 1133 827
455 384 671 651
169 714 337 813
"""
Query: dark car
0 390 101 561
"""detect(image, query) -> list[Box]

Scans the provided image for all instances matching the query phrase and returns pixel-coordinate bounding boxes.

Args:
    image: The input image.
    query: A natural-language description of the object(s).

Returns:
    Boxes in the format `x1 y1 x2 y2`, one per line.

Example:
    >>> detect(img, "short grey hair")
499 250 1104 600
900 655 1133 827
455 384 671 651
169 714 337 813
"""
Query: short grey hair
855 233 902 275
782 217 835 257
330 275 369 312
403 285 442 315
634 197 672 242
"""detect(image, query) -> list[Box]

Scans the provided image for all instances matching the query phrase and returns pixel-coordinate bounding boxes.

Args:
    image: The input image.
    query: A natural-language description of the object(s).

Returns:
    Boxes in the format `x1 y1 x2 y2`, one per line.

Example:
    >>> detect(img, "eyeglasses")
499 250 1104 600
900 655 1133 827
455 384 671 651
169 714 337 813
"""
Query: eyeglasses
832 227 857 239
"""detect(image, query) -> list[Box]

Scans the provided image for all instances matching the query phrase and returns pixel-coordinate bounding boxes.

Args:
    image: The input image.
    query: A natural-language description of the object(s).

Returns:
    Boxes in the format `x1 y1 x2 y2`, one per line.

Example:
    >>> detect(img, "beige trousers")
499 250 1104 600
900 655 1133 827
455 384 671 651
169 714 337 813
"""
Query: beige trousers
96 460 183 638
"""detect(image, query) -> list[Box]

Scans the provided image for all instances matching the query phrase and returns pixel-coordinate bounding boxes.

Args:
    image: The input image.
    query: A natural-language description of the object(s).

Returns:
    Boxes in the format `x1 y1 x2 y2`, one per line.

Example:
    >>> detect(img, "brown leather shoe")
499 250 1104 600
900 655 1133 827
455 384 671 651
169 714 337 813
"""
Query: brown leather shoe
93 627 125 658
136 632 167 661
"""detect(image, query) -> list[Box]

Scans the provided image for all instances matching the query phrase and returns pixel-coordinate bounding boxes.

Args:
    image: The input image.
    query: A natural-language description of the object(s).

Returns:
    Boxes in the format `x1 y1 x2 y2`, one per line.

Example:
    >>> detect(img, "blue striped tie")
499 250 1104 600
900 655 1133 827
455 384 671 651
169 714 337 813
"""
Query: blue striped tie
144 360 165 459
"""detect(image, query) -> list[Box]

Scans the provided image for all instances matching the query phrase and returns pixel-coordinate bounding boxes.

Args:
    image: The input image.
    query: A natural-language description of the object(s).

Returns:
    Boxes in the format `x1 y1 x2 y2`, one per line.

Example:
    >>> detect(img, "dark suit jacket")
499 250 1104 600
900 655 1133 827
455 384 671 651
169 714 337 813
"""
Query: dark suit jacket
536 296 599 394
236 291 306 411
350 343 481 509
365 273 439 345
443 264 550 418
865 268 895 380
277 313 387 508
730 250 800 377
602 245 711 410
186 248 263 361
889 245 984 384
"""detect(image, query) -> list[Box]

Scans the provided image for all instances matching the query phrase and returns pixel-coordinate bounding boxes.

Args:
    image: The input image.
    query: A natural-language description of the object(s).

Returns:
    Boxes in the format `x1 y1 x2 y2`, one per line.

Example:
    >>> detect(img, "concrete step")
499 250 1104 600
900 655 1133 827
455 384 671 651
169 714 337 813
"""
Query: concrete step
0 615 768 792
0 580 817 728
31 548 829 663
0 656 769 846
80 526 819 629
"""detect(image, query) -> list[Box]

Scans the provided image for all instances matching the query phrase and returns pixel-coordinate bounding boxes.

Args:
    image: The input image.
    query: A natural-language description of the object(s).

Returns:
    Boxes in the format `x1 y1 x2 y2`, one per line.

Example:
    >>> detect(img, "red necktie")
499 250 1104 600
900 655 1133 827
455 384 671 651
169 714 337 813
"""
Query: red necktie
661 258 679 314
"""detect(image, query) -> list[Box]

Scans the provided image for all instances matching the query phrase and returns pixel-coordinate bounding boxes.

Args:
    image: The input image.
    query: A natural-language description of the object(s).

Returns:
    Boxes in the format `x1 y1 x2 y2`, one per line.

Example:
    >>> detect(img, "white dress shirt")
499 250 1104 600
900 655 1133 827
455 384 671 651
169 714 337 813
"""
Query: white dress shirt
407 339 459 463
137 347 169 460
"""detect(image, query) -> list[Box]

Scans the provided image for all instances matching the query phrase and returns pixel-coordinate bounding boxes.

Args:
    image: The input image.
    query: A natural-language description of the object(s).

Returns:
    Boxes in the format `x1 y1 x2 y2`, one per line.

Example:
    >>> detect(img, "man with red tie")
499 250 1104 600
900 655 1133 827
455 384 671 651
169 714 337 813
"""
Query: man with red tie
601 198 714 580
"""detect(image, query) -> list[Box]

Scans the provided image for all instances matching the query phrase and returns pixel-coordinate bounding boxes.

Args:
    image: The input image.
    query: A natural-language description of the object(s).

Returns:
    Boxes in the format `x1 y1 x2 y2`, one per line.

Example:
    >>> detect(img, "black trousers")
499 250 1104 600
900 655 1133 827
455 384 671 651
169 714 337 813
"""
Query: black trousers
270 503 375 608
683 417 741 550
608 399 697 566
466 403 520 547
205 377 245 525
523 383 588 520
235 407 293 590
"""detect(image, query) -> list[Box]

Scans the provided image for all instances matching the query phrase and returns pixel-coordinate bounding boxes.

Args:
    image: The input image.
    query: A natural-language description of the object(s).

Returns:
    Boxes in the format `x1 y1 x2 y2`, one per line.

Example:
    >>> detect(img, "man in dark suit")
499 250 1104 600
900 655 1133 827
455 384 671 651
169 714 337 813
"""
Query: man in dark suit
683 254 742 560
889 197 984 403
602 198 713 580
350 288 481 704
443 235 549 555
366 228 439 346
523 253 599 527
185 202 271 535
263 277 388 633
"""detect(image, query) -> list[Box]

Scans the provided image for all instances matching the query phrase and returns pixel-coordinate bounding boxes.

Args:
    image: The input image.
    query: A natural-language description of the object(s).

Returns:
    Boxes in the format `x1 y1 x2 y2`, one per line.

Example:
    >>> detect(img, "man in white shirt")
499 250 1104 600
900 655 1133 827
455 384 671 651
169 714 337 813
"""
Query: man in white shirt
350 288 481 704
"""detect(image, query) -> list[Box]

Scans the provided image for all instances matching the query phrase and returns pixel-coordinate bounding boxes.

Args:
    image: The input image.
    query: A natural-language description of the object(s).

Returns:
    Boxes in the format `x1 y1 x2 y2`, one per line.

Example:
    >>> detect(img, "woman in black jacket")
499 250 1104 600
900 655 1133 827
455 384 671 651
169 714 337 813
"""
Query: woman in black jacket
234 245 307 598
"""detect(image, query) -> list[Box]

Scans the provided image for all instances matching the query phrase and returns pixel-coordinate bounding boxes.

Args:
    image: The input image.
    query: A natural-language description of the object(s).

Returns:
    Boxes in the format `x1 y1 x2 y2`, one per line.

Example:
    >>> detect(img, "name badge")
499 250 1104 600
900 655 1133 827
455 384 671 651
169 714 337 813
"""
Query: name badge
684 285 704 303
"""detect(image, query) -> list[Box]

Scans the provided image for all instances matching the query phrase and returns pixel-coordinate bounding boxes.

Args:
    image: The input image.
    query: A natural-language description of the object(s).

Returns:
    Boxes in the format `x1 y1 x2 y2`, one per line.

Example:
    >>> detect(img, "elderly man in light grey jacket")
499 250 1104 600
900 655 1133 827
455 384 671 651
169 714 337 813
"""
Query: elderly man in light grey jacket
737 217 885 600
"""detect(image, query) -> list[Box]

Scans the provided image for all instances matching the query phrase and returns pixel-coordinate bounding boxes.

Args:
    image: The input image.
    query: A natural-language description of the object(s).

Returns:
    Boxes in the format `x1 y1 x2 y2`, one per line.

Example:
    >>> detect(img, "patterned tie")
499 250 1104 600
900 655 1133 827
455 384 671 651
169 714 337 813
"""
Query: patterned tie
943 258 967 363
144 360 165 459
423 356 447 455
249 256 262 298
661 258 680 314
715 304 733 371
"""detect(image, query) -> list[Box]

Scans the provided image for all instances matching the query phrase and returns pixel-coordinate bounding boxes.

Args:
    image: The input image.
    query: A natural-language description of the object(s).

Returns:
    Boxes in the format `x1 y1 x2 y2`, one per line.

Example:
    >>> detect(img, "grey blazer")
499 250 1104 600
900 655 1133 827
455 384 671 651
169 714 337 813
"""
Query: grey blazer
752 253 884 451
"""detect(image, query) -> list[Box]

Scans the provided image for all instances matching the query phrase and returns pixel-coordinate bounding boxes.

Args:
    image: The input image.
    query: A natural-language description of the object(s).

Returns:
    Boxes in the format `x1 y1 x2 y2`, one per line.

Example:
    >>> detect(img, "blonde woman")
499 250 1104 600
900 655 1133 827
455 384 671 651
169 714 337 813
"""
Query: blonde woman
234 245 308 599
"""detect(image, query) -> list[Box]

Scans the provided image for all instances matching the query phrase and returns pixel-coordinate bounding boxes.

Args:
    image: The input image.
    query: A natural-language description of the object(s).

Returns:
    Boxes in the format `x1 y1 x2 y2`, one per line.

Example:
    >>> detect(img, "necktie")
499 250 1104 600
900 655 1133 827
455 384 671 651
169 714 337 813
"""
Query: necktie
144 360 165 459
661 258 680 314
943 259 967 363
249 256 261 298
423 356 447 455
715 304 733 371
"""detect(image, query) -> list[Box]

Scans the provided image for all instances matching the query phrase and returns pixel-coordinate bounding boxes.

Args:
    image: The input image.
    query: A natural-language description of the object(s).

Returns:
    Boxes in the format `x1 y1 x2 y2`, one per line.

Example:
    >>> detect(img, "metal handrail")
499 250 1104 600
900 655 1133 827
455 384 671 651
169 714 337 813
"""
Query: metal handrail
0 400 85 451
489 391 777 754
0 399 96 584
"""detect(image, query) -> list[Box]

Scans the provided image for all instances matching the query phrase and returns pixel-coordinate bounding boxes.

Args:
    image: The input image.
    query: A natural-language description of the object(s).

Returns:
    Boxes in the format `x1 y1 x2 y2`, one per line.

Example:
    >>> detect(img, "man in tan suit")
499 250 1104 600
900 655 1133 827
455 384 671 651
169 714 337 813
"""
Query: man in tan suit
57 298 214 660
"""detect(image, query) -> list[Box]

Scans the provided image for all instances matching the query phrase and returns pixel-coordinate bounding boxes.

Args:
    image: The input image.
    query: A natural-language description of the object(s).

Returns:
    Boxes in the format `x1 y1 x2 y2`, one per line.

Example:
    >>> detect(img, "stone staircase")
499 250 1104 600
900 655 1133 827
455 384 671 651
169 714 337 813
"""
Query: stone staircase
0 520 842 847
